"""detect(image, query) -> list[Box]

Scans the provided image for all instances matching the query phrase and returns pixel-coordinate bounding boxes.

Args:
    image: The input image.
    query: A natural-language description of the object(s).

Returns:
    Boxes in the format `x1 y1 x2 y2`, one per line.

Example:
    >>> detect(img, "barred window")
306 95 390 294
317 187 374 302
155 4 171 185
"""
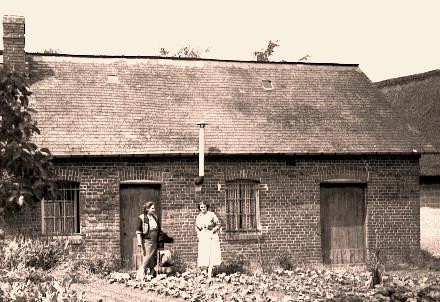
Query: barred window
226 181 259 231
42 182 80 234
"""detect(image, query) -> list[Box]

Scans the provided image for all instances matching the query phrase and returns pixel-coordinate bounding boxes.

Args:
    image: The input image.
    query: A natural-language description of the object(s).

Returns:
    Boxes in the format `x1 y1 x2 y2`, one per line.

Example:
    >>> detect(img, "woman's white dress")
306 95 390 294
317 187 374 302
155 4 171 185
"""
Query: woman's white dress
196 211 222 267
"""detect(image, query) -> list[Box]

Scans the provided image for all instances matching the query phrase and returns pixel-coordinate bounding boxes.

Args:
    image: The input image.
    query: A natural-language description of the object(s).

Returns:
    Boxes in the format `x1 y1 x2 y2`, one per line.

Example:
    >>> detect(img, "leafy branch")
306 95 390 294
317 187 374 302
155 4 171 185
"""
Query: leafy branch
0 68 54 216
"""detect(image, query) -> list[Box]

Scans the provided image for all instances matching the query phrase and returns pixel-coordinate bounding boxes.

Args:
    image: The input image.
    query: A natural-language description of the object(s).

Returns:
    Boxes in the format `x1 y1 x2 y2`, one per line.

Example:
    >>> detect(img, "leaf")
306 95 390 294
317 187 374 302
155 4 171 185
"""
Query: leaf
22 148 31 155
39 148 52 157
20 95 28 108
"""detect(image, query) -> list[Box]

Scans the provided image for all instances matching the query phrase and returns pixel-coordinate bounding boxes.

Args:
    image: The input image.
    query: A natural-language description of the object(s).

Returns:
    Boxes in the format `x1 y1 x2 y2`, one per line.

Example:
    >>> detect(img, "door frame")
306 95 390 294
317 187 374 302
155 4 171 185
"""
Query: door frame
320 180 367 264
119 181 162 270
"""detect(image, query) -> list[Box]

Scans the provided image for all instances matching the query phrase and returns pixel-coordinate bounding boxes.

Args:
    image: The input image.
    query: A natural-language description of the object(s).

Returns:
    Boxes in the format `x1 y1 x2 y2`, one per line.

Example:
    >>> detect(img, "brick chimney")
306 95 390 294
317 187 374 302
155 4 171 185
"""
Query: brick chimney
3 15 26 73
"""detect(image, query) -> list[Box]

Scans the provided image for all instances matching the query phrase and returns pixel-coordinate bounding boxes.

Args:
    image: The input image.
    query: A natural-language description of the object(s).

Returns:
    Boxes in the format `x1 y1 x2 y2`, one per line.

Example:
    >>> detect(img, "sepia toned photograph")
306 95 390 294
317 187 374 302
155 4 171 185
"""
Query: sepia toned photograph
1 1 439 301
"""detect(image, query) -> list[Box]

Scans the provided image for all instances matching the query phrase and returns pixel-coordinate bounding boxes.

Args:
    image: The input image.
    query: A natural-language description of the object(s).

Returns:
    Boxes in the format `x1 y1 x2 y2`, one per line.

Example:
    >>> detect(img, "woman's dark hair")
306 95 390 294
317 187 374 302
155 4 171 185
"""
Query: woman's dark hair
143 201 155 213
197 201 210 211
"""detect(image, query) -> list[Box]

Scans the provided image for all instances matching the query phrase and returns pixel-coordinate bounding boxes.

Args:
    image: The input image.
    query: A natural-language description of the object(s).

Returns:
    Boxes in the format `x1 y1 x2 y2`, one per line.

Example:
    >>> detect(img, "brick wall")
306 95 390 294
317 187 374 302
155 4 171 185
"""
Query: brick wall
421 178 440 208
6 154 420 266
2 15 26 73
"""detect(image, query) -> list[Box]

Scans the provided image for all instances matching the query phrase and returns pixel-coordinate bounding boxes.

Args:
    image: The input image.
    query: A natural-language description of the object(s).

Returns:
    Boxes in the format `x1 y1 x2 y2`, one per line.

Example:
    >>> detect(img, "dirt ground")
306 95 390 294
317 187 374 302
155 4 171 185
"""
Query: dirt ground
68 268 440 302
71 279 185 302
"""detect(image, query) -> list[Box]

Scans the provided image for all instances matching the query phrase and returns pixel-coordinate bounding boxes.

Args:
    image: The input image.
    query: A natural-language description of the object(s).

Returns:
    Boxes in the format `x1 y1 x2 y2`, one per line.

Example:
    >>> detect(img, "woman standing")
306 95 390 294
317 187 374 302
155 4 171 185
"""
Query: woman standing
136 201 160 278
195 201 222 282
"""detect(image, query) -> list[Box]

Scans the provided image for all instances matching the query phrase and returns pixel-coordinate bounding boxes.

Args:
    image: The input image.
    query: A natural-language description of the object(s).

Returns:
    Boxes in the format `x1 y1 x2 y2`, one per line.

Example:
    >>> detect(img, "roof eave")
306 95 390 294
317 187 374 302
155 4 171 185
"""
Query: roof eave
51 150 424 159
24 51 359 67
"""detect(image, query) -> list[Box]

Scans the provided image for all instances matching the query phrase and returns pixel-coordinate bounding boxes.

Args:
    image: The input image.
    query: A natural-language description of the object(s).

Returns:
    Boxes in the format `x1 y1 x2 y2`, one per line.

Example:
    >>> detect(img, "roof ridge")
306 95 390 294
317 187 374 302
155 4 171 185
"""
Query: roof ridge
24 51 359 67
375 69 440 87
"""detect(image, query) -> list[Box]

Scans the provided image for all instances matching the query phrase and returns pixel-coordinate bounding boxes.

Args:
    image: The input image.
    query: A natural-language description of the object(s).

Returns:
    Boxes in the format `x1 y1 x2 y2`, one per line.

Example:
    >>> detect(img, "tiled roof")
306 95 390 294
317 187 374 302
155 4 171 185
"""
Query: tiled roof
376 69 440 88
376 69 440 175
27 54 427 156
421 154 440 176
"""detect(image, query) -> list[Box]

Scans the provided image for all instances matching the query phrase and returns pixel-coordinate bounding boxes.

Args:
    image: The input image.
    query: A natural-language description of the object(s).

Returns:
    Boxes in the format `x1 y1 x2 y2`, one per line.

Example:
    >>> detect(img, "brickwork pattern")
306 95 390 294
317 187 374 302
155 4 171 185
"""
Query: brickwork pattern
420 182 440 208
7 155 420 266
2 16 26 73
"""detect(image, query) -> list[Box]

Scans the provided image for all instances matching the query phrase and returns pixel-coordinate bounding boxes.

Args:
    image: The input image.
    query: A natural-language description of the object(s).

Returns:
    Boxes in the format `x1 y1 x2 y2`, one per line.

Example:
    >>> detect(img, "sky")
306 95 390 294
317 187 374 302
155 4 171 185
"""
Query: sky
1 0 439 82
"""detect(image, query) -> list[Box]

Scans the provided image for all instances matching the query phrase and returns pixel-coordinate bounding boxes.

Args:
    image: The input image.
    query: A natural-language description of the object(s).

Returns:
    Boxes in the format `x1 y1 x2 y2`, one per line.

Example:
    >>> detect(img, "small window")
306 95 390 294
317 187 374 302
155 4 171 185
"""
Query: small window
42 182 80 234
261 80 273 90
107 74 119 84
225 180 260 231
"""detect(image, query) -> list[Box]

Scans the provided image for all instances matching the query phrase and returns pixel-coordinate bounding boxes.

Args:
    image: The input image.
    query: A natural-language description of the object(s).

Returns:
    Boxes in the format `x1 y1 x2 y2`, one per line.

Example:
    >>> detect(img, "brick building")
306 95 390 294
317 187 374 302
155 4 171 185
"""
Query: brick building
376 70 440 256
1 16 429 267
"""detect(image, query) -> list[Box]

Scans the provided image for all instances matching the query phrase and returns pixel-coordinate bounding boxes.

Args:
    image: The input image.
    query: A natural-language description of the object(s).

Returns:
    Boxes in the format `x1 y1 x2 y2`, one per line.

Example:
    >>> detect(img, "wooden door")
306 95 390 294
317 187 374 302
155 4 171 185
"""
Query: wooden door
120 184 161 270
320 183 366 264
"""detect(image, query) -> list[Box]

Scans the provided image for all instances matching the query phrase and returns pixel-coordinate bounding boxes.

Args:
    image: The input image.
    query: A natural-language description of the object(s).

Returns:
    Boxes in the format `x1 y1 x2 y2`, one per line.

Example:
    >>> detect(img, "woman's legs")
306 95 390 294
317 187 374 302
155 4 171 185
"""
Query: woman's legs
142 239 157 275
145 251 157 273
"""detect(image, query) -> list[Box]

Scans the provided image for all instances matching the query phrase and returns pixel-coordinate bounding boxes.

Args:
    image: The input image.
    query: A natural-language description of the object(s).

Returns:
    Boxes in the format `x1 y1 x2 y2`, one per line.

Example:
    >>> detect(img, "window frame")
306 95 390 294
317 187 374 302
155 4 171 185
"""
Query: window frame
41 181 80 235
225 179 260 233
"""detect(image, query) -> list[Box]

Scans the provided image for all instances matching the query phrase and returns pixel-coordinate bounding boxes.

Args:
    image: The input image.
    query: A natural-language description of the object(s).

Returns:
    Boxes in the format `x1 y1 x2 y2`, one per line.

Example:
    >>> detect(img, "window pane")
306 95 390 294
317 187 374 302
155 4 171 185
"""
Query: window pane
43 182 80 234
54 202 61 218
65 189 72 201
55 217 63 233
65 202 74 216
45 203 54 217
235 184 240 230
226 188 232 230
45 218 54 233
65 218 75 234
226 181 258 232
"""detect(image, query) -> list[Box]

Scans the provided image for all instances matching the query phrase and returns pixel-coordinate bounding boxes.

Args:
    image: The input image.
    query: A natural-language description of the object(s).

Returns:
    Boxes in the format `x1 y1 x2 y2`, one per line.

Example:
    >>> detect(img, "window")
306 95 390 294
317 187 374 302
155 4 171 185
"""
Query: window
261 79 273 90
42 182 80 234
225 180 259 231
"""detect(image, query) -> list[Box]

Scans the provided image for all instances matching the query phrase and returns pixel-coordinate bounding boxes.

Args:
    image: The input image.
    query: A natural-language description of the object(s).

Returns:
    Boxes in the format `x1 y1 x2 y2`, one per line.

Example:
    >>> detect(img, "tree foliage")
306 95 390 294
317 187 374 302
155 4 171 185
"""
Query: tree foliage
0 68 54 215
253 40 279 62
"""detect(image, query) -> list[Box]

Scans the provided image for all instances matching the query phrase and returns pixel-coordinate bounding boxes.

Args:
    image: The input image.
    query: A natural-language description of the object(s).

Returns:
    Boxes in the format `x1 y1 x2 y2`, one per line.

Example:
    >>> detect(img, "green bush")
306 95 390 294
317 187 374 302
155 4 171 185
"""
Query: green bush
0 237 87 301
405 249 440 271
376 248 440 271
213 259 248 276
213 251 250 275
0 273 86 302
277 252 295 271
0 236 68 270
76 252 121 276
169 252 188 274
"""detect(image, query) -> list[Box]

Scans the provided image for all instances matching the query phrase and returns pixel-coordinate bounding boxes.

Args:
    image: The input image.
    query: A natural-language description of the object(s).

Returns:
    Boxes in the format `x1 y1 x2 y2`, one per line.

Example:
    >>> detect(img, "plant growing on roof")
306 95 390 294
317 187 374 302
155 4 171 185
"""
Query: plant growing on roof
253 40 279 62
159 46 210 58
0 68 54 216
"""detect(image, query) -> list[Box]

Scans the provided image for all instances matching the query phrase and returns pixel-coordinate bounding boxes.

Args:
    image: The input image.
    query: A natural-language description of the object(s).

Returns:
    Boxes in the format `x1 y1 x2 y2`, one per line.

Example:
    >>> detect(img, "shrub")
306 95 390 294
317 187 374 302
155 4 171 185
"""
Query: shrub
405 249 440 271
170 252 188 274
213 251 250 275
76 252 121 276
378 248 440 271
0 274 86 302
0 236 68 270
213 255 249 276
277 252 295 271
213 261 247 275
